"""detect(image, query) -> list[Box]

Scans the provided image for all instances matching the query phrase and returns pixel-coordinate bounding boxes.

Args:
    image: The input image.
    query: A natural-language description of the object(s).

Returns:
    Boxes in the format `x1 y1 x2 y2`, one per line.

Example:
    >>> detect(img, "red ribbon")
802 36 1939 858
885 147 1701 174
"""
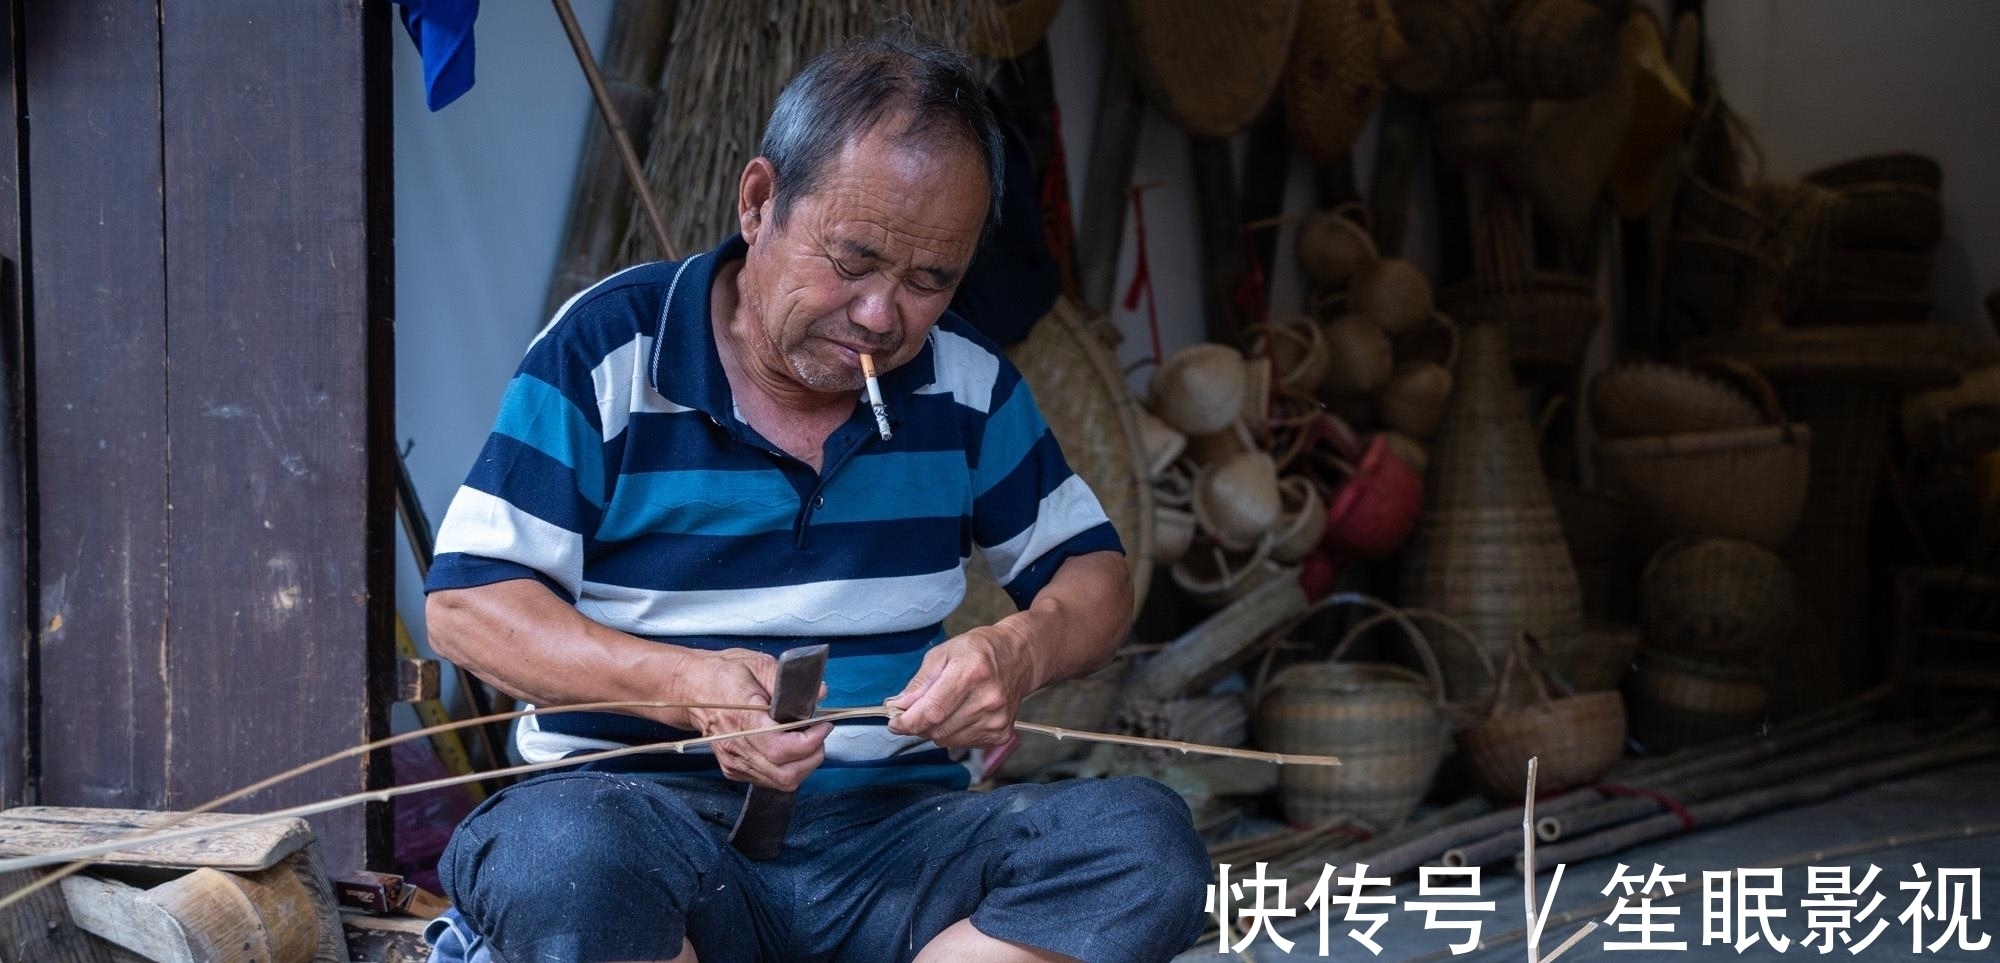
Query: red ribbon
1122 185 1164 366
1595 782 1698 831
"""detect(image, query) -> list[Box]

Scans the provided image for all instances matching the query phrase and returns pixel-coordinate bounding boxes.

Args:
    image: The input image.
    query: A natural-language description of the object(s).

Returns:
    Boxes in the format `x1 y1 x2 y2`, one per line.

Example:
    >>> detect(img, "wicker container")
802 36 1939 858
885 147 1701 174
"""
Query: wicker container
1548 620 1639 692
1595 423 1811 551
1824 183 1943 251
1402 318 1583 705
1125 0 1302 137
1805 152 1942 192
1434 78 1527 167
1297 204 1379 286
1350 258 1436 337
1642 537 1797 659
1458 641 1625 798
1150 343 1249 436
1588 362 1763 439
1438 270 1600 372
1626 646 1768 752
1501 0 1618 99
1284 0 1406 164
1254 599 1451 828
1249 317 1333 395
1391 0 1498 96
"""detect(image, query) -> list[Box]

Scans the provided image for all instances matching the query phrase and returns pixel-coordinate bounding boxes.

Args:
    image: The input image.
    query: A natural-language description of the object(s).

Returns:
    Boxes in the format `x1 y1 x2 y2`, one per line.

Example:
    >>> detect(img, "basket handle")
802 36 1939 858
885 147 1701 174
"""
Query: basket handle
1688 356 1800 442
1328 609 1450 709
1510 631 1556 707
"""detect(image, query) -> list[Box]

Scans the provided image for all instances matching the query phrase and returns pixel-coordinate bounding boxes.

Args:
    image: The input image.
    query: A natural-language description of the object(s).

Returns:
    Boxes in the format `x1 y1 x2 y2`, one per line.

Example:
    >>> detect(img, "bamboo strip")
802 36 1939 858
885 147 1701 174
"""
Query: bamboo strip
1524 735 2000 871
1605 684 1888 786
0 704 1340 884
1523 758 1541 963
1359 789 1593 878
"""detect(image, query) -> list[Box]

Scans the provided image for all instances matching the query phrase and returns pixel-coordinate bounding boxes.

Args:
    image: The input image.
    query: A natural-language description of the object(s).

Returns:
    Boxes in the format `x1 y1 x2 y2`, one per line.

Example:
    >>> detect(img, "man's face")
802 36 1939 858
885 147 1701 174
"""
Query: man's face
737 125 988 394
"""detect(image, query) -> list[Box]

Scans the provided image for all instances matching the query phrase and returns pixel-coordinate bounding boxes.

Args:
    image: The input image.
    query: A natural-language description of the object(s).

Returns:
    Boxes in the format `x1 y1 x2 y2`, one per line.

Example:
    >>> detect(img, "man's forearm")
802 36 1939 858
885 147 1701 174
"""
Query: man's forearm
993 550 1132 695
425 579 703 728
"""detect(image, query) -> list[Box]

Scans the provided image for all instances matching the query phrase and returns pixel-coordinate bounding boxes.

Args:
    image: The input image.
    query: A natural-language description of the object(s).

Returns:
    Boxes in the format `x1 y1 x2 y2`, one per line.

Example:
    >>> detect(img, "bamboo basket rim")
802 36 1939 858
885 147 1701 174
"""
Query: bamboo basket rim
1594 421 1812 459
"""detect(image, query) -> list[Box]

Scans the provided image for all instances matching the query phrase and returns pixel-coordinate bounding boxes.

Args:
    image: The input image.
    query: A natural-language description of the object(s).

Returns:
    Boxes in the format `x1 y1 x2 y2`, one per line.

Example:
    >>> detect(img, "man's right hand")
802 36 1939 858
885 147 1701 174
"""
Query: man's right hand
672 648 830 792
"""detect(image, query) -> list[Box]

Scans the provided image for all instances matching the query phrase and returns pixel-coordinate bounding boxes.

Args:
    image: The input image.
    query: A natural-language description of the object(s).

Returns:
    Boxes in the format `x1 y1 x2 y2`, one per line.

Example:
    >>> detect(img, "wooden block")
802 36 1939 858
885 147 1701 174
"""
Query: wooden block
395 658 439 704
0 807 312 872
340 913 430 963
0 869 112 963
59 852 349 963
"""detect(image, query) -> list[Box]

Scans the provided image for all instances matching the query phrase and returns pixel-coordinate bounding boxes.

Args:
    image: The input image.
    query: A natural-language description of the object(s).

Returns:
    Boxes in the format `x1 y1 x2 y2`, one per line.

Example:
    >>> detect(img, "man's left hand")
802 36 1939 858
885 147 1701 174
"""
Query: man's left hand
883 623 1040 749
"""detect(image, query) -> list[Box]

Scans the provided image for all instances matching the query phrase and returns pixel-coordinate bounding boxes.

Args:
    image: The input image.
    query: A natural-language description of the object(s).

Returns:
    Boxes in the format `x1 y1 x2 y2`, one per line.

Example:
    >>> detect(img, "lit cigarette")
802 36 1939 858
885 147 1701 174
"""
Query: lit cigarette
860 352 893 441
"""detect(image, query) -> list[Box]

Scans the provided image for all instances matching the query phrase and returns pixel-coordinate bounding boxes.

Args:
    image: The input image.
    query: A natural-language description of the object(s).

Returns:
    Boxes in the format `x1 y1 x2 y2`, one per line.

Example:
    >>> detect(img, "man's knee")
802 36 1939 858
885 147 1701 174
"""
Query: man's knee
441 773 726 959
1046 776 1208 894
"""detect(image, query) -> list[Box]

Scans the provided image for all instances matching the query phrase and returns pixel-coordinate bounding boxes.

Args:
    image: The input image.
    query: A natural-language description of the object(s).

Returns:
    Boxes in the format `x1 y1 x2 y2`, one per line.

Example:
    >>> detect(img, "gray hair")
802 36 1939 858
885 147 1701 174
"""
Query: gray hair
759 35 1004 240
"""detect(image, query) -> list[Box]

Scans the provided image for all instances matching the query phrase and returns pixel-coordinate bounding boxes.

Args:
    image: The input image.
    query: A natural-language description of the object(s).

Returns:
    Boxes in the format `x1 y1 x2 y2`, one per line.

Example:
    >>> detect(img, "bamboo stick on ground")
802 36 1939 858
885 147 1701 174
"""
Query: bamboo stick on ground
1523 735 2000 872
1607 683 1890 783
1541 714 1984 842
1366 789 1598 876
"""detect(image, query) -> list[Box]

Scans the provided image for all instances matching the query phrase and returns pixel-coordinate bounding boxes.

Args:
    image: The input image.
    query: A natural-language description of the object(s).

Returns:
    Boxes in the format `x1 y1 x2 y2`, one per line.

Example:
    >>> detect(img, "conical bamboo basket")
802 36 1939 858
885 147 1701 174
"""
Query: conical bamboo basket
1401 197 1584 707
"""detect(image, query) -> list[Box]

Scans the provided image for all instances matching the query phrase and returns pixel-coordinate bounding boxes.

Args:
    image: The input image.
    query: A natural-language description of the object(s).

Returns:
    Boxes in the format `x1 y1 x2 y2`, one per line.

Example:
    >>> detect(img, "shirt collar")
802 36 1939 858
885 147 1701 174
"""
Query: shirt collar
650 233 939 418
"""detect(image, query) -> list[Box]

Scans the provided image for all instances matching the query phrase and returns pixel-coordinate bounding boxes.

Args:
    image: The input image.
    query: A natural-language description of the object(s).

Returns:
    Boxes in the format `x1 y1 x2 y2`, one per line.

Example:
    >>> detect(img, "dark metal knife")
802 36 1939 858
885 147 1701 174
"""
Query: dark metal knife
727 644 828 860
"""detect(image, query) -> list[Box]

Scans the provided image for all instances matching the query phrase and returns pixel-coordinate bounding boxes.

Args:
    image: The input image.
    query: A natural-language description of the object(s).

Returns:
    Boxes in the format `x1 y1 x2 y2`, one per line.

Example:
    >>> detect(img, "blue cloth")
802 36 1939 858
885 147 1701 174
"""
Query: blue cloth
428 771 1210 963
425 235 1121 790
397 0 479 111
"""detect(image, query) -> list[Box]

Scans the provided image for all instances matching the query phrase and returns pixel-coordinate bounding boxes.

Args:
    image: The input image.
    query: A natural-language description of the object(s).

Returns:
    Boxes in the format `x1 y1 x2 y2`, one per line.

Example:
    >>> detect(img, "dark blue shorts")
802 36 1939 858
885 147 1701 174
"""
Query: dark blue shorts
434 771 1210 963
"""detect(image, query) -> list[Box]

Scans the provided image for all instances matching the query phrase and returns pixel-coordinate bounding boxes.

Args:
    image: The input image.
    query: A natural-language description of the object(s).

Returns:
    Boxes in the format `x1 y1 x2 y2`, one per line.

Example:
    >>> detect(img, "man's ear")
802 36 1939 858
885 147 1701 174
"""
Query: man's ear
738 157 777 244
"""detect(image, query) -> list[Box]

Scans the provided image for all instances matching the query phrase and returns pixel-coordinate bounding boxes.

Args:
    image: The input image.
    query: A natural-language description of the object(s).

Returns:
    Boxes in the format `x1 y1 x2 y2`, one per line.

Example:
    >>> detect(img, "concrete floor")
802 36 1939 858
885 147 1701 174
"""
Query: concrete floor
1177 756 2000 962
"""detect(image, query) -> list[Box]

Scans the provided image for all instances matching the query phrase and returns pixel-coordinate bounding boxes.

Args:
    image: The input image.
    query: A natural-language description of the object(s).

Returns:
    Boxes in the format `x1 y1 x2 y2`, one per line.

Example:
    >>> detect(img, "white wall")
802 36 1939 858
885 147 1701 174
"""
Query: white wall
392 3 2000 655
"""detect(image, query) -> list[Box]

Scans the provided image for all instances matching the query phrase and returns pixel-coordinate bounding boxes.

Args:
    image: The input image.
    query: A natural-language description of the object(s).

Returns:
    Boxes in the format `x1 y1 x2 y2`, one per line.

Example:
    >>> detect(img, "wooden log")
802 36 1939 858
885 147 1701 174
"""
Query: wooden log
0 869 111 963
1527 734 2000 871
543 0 677 319
1076 13 1146 313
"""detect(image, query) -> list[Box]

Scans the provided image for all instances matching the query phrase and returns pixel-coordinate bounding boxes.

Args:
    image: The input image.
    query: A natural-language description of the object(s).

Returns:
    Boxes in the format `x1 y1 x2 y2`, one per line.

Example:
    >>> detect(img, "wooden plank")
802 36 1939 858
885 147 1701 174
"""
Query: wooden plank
0 870 112 963
158 1 394 875
0 1 28 813
1188 134 1246 344
58 874 197 963
0 807 312 871
23 0 171 812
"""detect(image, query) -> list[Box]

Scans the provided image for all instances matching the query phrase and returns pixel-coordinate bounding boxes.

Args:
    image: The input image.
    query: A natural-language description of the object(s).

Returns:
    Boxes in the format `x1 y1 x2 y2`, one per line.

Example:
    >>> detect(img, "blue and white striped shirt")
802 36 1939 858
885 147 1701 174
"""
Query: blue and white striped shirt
427 235 1122 791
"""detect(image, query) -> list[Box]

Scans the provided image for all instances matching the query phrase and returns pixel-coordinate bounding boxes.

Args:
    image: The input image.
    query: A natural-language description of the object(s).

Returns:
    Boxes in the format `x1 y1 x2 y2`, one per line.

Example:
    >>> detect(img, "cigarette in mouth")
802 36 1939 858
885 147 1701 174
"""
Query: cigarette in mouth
860 353 893 441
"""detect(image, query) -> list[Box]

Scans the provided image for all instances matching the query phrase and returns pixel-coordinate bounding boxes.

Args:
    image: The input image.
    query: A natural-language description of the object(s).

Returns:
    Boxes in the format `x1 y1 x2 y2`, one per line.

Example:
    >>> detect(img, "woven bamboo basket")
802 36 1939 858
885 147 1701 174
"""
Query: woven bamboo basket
1549 620 1639 692
1390 0 1497 96
1501 0 1618 99
1403 199 1584 707
1641 537 1798 659
1253 595 1454 828
1124 0 1302 137
947 300 1153 636
1170 537 1287 609
1437 270 1600 371
1249 317 1332 395
1593 367 1812 552
1588 362 1763 439
1284 0 1406 164
1458 638 1625 798
1824 183 1943 251
1297 203 1379 286
1350 258 1436 337
1626 646 1768 752
1433 78 1527 167
1149 343 1250 436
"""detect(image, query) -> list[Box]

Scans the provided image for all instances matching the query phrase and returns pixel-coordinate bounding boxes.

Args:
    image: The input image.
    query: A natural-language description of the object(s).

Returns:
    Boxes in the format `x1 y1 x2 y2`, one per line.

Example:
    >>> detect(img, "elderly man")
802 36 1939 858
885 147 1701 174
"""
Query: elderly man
422 36 1208 963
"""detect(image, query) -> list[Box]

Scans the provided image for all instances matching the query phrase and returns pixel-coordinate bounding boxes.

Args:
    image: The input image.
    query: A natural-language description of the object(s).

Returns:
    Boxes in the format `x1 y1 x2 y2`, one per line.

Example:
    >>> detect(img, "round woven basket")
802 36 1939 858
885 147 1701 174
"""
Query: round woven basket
1390 0 1497 96
947 300 1153 636
1350 258 1436 337
1254 595 1455 828
1626 646 1768 752
1501 0 1619 99
1458 639 1624 798
1588 362 1764 438
1284 0 1406 164
1124 0 1302 137
1594 422 1811 552
1641 537 1797 659
1150 343 1249 436
1297 203 1379 286
1433 78 1527 167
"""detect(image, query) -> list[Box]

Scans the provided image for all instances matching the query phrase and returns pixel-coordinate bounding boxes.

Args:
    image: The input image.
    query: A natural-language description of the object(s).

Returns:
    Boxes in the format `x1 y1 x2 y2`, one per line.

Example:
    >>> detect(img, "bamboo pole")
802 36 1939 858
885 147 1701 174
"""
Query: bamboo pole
1360 790 1593 878
1524 735 2000 872
550 0 676 272
544 0 678 317
1606 683 1890 784
1075 8 1145 313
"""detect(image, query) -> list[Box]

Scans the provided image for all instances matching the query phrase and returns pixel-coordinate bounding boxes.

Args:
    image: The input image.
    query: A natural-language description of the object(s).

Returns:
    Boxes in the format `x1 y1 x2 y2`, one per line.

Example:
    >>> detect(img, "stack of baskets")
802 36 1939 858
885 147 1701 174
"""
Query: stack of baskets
1626 537 1797 751
1791 152 1944 326
1591 360 1812 552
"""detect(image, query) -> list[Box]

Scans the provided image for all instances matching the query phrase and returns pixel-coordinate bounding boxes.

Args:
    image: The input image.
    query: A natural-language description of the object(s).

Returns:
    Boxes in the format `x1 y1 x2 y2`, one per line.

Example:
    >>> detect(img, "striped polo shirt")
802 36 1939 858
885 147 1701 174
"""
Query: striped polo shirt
427 235 1122 792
